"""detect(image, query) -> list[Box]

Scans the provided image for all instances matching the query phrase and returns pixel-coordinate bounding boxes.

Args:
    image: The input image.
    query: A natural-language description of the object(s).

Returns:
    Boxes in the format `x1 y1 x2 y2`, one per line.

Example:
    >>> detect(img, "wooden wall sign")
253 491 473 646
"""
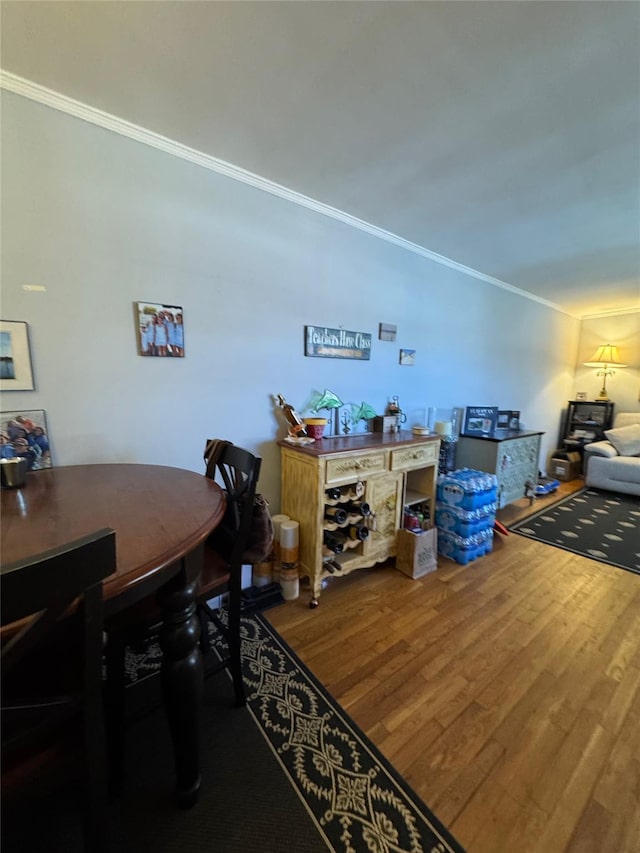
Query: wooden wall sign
304 326 372 360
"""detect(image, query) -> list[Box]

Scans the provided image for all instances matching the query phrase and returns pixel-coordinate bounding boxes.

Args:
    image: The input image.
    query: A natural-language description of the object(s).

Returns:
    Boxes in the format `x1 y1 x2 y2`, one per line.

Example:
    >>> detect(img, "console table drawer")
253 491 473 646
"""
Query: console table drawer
390 442 438 472
325 452 387 483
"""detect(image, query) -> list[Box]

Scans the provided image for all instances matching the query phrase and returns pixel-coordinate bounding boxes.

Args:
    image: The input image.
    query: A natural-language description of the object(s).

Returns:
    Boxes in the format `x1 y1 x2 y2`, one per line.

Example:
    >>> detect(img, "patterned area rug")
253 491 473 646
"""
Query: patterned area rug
126 612 465 853
510 487 640 574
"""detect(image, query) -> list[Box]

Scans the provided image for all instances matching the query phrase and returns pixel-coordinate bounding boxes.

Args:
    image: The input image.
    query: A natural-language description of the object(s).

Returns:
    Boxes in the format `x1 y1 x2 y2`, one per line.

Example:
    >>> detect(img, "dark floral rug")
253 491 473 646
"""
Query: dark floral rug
125 611 465 853
510 487 640 574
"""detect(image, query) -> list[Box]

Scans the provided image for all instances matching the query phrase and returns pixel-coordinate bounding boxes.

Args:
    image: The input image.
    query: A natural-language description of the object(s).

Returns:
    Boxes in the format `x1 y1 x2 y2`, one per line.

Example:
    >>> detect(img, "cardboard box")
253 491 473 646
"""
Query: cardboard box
551 451 581 481
395 527 438 579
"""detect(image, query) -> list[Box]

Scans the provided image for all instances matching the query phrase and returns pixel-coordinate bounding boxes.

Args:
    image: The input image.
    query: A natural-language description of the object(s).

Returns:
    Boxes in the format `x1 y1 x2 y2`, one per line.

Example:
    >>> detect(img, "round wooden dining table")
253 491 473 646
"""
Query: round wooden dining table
1 463 226 807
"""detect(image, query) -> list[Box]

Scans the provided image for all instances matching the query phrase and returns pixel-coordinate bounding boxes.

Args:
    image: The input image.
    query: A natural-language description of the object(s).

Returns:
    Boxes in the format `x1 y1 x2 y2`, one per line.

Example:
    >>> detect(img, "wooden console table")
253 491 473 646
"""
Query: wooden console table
279 431 440 605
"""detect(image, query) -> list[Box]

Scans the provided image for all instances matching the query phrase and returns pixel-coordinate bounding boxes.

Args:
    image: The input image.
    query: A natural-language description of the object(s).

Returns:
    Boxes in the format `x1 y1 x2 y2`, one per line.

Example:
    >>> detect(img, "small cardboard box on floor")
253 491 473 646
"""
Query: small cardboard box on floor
550 450 582 481
395 527 438 579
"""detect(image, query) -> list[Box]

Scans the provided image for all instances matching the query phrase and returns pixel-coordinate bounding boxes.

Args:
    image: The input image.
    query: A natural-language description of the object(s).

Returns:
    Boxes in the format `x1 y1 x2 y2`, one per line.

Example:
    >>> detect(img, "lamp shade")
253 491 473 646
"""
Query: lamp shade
583 344 627 367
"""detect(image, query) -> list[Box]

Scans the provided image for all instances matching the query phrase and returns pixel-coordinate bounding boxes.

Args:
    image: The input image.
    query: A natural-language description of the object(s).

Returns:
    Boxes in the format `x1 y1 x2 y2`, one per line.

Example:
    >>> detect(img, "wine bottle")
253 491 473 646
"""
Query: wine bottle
342 500 371 516
323 531 345 554
346 481 365 499
344 524 369 541
324 506 348 524
276 393 307 435
325 487 342 501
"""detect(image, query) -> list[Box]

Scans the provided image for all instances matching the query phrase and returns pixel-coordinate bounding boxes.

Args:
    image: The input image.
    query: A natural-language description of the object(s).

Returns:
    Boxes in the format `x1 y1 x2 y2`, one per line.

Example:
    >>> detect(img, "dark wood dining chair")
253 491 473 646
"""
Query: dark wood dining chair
104 442 261 795
198 442 262 706
1 528 117 853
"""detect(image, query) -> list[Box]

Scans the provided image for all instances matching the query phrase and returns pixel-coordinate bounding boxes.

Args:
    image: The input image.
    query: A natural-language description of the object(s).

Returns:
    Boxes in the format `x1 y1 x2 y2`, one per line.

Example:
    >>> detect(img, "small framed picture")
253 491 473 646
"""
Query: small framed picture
399 348 416 366
135 302 184 357
1 409 52 470
0 320 35 391
575 392 587 401
463 406 498 436
508 411 521 430
497 411 511 428
379 323 397 342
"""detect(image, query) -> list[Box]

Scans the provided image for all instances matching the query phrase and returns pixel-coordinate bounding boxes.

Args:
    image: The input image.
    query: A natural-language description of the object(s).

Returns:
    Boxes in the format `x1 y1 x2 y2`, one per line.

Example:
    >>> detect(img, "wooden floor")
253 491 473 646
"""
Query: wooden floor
266 480 640 853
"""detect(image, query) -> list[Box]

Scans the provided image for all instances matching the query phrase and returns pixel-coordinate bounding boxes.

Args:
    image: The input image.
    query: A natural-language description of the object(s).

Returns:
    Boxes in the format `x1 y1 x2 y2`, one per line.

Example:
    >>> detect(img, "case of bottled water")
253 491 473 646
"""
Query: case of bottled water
435 468 498 564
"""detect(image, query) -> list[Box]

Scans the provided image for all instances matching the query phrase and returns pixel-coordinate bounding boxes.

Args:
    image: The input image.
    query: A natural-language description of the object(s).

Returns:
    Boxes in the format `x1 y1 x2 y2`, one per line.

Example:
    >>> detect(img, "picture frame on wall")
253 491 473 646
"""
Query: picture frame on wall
399 348 416 366
1 409 52 470
135 302 184 357
0 320 35 391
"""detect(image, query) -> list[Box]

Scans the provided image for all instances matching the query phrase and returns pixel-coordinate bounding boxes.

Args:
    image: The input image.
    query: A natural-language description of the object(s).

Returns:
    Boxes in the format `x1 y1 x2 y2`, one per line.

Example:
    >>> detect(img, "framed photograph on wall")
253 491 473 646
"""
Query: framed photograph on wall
399 348 416 366
0 320 35 391
1 409 52 470
135 302 184 357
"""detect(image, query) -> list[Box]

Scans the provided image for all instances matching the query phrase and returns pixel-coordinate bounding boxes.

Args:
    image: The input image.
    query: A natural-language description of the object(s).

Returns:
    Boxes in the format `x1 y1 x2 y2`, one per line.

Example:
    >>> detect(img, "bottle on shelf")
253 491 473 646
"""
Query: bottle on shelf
340 481 365 500
403 506 426 531
325 487 342 501
344 524 369 541
324 506 348 524
275 393 307 437
323 531 345 554
342 500 371 516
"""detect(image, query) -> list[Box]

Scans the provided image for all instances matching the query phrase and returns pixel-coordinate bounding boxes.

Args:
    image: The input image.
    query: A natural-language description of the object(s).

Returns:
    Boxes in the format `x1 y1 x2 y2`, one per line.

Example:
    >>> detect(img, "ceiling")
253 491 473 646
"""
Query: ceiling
1 1 639 318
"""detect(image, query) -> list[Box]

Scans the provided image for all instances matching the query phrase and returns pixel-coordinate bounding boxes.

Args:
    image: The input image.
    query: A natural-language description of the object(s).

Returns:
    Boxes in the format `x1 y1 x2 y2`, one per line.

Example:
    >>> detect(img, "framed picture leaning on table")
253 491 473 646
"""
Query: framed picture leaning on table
1 409 52 470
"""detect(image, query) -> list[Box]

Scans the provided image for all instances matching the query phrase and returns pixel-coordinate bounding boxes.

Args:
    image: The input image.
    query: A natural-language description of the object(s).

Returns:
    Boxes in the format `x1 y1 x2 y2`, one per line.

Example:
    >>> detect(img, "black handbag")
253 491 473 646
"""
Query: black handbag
204 439 274 564
242 493 274 564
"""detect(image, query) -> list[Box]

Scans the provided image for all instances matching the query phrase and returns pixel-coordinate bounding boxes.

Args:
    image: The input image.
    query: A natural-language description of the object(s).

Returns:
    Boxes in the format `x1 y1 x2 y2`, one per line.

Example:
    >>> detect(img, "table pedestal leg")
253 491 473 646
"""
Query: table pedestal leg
158 561 203 809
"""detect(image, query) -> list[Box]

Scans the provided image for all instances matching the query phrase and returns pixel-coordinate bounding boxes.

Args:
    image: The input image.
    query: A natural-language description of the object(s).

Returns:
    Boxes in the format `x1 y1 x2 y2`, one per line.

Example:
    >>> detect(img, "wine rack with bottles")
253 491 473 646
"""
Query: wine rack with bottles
322 482 373 571
279 431 441 605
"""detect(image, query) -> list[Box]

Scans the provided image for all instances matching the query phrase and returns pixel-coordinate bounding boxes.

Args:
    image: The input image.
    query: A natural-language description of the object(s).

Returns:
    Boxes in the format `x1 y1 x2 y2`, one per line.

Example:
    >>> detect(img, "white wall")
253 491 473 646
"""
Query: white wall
1 92 582 508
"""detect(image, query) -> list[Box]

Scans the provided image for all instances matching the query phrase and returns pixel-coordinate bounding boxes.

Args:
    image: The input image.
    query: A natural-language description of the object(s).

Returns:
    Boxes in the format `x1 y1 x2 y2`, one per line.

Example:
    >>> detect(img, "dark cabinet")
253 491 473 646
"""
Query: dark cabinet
560 401 615 453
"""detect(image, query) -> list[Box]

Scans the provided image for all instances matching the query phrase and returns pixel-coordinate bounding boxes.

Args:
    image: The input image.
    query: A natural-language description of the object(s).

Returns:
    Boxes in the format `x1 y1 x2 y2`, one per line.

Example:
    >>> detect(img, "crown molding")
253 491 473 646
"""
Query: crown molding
1 69 576 318
580 307 640 320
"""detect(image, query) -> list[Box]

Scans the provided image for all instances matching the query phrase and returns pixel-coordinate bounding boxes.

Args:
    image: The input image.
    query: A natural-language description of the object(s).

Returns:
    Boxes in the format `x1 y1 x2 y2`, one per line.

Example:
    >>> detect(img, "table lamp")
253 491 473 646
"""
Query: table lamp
583 344 627 401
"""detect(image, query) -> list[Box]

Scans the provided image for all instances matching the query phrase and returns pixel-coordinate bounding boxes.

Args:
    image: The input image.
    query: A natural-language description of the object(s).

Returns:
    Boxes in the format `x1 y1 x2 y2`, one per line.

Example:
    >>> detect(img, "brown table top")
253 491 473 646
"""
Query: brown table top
1 463 225 611
278 429 441 458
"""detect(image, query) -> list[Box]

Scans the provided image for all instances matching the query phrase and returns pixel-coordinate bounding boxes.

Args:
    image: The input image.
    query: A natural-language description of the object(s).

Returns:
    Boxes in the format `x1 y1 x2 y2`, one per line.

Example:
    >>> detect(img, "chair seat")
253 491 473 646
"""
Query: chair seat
199 542 230 599
105 443 262 799
2 716 77 784
1 528 116 853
